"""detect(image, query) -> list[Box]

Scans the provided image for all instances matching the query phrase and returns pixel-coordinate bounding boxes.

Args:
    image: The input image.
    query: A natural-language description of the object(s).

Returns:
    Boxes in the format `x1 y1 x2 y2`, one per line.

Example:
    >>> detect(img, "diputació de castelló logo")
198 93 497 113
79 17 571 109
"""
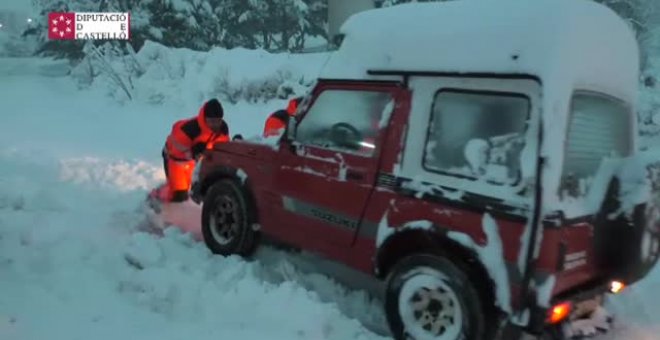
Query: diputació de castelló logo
48 12 130 40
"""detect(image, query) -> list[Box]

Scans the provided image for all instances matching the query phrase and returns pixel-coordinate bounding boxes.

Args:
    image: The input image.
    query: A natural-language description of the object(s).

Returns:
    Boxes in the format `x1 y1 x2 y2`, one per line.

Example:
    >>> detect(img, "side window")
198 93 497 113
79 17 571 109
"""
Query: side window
559 93 632 198
423 90 530 185
294 89 394 157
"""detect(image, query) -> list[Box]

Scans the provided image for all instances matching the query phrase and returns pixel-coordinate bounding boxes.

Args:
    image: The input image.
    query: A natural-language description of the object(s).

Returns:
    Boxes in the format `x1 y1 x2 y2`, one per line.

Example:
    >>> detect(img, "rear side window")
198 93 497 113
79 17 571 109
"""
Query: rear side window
423 90 530 185
294 89 394 157
559 93 632 197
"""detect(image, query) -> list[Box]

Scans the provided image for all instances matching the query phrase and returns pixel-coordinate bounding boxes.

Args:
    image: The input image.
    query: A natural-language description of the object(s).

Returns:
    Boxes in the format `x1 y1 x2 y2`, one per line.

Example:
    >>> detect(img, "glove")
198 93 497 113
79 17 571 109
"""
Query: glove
191 143 206 159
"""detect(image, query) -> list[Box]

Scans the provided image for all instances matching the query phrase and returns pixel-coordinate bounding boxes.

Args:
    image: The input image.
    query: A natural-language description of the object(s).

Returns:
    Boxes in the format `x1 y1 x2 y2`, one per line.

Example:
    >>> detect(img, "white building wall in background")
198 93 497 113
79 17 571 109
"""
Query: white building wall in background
328 0 376 45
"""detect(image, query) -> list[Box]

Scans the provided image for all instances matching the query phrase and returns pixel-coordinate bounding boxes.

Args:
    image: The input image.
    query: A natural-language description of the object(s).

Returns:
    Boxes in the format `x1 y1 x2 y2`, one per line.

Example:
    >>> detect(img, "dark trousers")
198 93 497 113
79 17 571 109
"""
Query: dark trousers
161 147 169 178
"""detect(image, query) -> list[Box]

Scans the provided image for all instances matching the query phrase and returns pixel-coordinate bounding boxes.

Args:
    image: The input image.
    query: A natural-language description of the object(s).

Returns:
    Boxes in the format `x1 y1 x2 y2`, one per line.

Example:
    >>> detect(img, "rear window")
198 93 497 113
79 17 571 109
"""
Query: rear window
423 90 530 185
559 93 632 198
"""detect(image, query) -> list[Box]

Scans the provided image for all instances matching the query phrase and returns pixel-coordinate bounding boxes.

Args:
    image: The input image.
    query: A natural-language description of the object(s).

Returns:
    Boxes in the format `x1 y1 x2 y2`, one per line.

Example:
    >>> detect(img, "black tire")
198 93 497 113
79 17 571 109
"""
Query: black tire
594 178 660 283
628 201 660 281
385 254 486 340
201 178 257 256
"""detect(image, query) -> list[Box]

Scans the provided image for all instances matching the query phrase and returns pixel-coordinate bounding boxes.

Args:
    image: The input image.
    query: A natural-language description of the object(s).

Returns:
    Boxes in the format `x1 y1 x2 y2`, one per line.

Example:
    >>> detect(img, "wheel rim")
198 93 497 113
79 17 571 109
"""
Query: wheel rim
398 268 463 340
209 195 239 245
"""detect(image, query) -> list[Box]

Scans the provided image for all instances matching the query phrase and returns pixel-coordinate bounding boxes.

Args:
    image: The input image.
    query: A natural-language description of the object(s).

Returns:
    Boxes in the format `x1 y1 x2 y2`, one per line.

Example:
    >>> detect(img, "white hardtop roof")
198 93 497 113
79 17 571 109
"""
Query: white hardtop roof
320 0 639 103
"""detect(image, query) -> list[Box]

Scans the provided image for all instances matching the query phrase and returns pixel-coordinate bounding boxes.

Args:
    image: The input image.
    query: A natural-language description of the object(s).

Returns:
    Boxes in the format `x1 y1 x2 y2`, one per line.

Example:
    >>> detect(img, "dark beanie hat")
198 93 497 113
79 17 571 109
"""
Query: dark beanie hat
204 99 223 118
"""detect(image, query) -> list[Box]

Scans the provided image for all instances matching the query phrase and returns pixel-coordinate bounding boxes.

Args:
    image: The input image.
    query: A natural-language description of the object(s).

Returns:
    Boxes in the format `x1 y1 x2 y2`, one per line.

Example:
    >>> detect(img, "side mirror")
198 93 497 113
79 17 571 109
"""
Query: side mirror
285 117 296 141
281 117 297 153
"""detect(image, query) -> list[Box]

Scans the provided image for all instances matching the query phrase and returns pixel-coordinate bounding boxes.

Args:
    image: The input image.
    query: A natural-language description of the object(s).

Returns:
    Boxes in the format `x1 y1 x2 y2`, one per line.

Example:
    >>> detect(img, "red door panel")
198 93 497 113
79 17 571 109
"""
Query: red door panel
270 145 378 259
266 82 403 262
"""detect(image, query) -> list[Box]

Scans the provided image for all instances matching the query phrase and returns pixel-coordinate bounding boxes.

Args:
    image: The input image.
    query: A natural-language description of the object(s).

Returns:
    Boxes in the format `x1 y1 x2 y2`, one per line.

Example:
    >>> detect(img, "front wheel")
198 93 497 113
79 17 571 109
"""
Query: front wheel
201 178 257 256
385 254 486 340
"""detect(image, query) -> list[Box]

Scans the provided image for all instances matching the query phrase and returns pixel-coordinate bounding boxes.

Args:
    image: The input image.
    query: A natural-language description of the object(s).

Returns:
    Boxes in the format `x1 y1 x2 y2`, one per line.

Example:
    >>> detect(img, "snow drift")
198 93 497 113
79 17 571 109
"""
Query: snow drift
70 41 330 107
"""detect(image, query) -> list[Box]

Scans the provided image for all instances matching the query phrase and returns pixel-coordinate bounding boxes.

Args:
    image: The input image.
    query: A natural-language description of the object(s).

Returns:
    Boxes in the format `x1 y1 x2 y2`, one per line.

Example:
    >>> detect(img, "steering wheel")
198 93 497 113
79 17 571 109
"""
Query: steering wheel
329 122 363 149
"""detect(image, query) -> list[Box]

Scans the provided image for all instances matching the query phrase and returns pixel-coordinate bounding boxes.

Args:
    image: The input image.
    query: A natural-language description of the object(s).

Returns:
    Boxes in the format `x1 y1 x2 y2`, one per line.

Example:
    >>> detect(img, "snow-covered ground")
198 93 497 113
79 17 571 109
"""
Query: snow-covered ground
0 55 658 340
0 57 387 340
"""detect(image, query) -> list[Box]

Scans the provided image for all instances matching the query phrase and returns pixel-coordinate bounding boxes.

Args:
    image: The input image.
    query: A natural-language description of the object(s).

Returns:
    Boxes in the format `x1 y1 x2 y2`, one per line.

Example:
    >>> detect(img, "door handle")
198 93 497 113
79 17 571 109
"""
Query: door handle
345 169 365 181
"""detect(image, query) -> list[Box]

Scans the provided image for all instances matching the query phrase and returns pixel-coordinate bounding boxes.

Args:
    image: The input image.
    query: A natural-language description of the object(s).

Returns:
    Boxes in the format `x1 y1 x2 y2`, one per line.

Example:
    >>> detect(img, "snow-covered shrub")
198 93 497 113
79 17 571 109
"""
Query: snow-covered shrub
211 68 307 105
0 31 38 57
637 24 660 148
638 83 660 141
0 8 38 58
70 41 138 102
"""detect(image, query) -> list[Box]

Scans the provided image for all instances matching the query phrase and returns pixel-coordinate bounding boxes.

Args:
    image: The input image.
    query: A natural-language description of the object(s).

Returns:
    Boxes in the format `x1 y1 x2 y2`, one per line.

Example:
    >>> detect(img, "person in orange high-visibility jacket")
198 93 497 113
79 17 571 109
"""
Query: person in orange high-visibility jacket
152 99 230 202
263 96 303 137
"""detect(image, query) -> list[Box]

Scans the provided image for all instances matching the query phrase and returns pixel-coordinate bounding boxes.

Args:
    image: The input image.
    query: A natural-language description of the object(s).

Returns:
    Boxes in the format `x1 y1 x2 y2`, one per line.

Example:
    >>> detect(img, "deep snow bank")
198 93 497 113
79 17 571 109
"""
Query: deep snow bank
606 264 660 339
0 147 387 340
71 41 330 108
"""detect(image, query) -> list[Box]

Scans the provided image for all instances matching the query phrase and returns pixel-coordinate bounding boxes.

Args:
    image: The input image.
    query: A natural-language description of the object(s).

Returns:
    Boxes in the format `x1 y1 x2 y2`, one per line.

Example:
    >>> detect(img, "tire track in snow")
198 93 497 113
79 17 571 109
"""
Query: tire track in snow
58 156 165 192
0 149 389 340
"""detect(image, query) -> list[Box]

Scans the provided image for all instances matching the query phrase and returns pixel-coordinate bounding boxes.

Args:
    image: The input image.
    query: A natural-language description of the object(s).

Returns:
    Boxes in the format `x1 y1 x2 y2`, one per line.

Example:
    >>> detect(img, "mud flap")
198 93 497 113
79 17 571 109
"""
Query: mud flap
594 170 660 284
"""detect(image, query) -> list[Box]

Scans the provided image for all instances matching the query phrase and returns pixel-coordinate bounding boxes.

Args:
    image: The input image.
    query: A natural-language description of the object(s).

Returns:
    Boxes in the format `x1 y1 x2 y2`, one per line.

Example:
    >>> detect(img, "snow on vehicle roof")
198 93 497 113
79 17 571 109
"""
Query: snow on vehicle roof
321 0 639 103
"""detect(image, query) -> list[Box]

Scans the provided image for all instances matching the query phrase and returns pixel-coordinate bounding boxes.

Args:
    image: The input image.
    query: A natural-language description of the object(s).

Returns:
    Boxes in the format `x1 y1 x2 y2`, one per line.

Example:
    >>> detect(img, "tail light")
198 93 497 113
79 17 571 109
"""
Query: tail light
547 301 572 324
609 280 625 294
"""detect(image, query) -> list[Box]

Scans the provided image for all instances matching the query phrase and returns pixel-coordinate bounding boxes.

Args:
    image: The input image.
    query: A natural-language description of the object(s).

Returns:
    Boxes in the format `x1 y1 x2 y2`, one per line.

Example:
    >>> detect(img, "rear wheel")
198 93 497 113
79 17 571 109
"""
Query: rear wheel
201 178 257 256
385 254 486 340
594 178 660 283
631 201 660 278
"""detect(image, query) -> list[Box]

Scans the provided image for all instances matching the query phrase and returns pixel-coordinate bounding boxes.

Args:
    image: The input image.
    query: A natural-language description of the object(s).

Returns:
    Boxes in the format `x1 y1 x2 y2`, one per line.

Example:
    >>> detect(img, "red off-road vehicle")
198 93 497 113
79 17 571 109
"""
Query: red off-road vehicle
190 1 660 339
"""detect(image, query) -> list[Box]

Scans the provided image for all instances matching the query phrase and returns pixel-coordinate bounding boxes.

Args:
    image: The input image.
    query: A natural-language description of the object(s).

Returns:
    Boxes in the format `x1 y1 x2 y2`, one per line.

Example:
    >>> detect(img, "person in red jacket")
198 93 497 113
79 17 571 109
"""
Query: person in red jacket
263 96 303 137
151 99 230 202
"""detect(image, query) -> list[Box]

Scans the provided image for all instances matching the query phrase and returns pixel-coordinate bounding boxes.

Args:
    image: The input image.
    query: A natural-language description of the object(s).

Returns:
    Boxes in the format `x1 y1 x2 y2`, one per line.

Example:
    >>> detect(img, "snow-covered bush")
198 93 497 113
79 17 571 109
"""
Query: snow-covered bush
637 24 660 147
0 36 37 57
71 40 329 106
0 11 38 57
638 82 660 142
